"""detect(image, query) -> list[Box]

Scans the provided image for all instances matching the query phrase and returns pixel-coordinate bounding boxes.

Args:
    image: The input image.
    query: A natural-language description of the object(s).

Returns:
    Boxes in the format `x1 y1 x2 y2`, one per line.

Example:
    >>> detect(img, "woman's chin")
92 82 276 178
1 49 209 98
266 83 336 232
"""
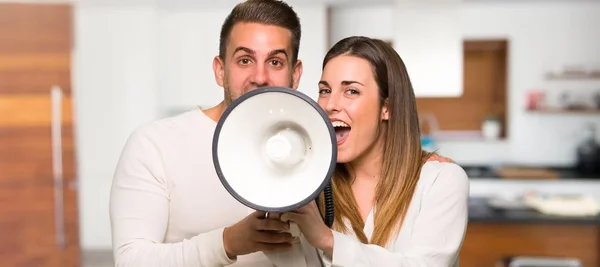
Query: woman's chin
336 152 353 164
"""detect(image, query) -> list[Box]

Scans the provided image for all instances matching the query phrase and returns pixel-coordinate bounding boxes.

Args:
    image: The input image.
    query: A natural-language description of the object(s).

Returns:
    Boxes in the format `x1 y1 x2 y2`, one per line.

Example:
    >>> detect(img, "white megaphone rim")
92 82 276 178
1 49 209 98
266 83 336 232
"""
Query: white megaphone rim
212 86 338 213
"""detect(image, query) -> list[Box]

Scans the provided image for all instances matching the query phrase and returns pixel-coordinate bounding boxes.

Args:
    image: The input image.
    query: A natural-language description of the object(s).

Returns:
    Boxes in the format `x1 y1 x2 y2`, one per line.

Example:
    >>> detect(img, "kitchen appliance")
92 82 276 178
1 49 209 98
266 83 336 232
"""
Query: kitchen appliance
576 123 600 174
497 256 582 267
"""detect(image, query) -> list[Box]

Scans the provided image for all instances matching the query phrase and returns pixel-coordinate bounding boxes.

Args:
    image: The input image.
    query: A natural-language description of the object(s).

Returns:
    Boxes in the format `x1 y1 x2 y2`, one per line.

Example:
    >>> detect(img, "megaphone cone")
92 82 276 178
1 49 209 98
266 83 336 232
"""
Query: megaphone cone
212 86 336 235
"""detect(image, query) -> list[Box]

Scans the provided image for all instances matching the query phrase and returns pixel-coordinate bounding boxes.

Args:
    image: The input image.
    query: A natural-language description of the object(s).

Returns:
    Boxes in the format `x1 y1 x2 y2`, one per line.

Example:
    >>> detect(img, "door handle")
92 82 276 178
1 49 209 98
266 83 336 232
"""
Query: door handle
51 85 66 250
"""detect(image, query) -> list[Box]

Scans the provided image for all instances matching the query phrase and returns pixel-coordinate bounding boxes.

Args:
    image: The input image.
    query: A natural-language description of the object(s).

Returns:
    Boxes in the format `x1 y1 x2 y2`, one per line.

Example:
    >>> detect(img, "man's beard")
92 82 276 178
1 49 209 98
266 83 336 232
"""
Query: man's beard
223 87 237 107
221 76 238 106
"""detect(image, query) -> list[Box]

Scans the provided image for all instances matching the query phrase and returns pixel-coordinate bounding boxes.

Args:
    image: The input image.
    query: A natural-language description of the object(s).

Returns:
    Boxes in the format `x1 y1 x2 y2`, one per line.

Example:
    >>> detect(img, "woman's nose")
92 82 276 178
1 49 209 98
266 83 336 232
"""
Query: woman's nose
325 96 341 113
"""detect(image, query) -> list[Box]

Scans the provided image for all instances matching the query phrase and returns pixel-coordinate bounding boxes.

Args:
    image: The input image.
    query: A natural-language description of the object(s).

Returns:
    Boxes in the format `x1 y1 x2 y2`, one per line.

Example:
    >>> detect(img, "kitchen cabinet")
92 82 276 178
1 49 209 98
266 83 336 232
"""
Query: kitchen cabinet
0 3 80 266
461 198 600 267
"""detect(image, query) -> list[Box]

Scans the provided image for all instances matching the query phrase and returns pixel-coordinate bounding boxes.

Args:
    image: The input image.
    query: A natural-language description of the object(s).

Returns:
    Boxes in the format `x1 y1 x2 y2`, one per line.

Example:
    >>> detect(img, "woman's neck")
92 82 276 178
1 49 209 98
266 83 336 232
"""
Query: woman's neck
346 138 384 222
348 138 384 183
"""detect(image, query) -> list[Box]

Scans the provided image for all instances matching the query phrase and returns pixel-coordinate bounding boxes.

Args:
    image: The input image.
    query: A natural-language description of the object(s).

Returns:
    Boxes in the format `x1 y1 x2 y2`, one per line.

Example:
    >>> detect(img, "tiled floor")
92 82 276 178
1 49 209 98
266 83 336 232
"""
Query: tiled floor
82 250 114 267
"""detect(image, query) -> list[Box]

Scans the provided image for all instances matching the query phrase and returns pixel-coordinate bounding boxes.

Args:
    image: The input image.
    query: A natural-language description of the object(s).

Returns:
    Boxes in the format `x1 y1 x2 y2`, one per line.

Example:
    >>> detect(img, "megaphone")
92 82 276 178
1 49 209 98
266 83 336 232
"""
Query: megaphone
212 86 336 236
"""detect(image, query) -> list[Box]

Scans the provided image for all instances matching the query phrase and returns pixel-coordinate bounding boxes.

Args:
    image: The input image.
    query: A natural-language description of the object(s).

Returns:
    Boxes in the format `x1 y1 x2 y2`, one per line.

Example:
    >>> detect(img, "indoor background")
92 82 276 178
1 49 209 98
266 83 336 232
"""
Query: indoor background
1 0 599 266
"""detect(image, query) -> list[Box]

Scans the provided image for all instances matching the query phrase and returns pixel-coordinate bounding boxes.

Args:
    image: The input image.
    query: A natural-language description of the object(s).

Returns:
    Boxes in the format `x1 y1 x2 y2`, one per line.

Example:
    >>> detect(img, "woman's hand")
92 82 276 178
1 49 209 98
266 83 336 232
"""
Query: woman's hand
427 153 454 163
280 201 334 255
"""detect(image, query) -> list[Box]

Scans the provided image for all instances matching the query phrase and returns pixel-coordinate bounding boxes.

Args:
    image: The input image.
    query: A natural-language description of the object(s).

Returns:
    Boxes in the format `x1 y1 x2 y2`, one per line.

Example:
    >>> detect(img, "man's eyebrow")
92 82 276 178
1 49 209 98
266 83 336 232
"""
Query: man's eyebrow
233 46 255 55
268 49 288 58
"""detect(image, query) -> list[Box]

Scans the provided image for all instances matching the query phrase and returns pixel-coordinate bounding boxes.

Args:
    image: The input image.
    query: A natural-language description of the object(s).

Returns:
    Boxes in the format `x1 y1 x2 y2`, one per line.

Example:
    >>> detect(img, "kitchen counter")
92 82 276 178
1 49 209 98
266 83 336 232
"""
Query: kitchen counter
462 165 600 180
469 197 600 224
461 197 600 267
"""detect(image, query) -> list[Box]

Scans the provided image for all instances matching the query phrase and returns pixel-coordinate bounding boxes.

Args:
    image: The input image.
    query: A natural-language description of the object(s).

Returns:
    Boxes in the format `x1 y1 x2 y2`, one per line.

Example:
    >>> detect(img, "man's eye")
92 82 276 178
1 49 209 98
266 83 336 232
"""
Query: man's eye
239 58 251 64
270 60 282 66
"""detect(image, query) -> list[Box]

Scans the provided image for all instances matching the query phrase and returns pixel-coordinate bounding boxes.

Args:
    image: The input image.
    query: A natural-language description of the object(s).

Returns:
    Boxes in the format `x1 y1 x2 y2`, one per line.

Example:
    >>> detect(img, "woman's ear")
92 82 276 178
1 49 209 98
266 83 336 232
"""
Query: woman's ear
381 98 389 121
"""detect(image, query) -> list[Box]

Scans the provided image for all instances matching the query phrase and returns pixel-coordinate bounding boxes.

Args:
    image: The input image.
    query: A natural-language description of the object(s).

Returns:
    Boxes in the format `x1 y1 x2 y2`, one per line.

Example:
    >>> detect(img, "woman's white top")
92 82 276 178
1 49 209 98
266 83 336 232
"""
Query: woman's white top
109 109 470 267
318 160 470 267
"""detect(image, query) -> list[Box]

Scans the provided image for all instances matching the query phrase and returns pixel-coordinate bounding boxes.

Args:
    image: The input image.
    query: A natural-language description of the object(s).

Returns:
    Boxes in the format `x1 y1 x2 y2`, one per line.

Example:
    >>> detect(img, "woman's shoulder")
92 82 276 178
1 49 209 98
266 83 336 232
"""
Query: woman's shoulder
418 161 470 195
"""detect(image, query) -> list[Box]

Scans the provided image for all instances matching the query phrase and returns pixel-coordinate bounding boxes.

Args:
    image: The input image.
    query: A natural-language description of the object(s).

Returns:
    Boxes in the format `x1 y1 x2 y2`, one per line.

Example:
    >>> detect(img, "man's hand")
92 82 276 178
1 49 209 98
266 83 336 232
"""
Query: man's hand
427 152 454 163
222 211 295 259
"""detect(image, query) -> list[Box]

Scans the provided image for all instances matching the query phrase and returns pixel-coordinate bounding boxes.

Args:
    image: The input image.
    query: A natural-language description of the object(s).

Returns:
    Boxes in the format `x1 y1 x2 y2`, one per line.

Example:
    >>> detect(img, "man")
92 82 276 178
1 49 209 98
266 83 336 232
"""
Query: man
109 1 312 266
109 0 453 266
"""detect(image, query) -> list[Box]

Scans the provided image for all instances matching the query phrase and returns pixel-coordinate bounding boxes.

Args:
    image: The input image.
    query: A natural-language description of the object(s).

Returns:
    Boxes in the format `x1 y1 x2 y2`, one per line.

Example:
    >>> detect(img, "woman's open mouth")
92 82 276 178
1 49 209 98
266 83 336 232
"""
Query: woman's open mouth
332 120 351 145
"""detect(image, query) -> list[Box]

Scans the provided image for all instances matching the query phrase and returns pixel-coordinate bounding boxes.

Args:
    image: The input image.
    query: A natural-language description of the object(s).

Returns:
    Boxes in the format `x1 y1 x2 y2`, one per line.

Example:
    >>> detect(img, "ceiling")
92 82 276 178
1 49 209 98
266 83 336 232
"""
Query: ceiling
0 0 592 8
0 0 392 6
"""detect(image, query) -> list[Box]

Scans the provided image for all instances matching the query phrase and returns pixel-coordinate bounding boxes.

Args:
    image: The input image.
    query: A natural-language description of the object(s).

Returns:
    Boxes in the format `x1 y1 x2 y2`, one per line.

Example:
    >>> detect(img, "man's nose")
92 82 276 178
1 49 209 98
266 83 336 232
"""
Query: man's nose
250 64 268 86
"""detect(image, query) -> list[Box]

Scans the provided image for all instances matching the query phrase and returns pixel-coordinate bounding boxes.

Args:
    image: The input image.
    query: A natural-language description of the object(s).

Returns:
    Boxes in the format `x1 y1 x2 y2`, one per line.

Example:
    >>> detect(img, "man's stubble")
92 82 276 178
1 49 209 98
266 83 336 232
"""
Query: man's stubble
222 72 295 107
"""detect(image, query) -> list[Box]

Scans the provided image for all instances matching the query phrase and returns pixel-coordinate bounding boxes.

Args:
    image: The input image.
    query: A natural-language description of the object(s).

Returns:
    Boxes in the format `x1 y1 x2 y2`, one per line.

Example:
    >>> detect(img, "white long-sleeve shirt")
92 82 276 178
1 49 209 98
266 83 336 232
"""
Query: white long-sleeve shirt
109 109 469 267
110 109 317 267
319 161 470 267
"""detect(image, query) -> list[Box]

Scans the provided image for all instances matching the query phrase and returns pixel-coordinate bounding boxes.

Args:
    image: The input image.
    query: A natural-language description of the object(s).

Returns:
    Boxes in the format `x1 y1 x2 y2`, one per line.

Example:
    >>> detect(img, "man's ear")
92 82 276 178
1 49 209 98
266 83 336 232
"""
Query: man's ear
213 56 225 87
381 98 389 120
291 59 303 89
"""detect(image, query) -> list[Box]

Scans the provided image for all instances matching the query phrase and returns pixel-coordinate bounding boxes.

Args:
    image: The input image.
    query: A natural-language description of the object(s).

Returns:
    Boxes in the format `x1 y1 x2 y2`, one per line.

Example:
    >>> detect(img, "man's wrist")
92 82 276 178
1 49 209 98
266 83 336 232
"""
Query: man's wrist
222 227 236 260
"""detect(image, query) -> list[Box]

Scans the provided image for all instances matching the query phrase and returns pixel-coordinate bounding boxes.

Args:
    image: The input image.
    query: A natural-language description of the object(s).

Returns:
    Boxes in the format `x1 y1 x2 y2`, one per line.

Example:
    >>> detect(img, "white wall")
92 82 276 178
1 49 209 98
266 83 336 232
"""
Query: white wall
330 2 600 166
329 4 394 46
74 3 328 250
158 4 327 114
156 8 229 112
331 3 464 97
73 5 161 250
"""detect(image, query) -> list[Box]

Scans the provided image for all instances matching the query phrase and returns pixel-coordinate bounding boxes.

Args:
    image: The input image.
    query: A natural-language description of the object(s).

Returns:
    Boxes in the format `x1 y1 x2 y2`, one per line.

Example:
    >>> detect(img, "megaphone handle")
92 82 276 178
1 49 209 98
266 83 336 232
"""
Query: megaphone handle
265 212 300 237
289 221 301 237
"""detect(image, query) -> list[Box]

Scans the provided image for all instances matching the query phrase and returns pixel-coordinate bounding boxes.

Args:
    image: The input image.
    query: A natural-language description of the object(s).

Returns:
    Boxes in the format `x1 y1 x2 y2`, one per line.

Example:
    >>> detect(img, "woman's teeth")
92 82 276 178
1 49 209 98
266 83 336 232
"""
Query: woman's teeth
332 121 350 128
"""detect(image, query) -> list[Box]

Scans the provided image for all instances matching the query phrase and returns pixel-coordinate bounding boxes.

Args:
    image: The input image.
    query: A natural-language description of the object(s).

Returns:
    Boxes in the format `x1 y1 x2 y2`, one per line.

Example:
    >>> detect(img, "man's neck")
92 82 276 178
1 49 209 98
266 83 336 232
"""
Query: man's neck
202 101 227 123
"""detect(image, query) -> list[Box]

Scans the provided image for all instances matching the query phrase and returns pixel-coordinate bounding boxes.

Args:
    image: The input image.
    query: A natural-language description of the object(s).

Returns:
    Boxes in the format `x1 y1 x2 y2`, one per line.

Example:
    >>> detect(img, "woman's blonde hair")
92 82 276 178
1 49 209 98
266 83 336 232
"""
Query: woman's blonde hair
318 36 432 247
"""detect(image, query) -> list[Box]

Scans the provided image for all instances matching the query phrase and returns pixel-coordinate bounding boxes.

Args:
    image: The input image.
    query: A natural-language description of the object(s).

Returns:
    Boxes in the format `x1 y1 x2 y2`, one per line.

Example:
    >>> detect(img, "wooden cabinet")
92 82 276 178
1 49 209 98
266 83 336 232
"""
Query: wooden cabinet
0 3 80 266
460 221 600 267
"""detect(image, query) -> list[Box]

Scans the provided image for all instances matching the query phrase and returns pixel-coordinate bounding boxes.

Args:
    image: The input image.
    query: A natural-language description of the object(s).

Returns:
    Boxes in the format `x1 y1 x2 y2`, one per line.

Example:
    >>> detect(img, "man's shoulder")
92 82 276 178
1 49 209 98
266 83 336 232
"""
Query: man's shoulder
128 109 215 144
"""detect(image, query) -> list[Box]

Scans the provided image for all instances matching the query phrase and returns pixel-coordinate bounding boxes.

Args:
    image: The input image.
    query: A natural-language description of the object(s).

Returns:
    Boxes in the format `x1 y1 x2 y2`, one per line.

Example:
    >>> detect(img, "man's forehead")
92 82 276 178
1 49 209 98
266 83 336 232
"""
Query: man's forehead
227 22 293 54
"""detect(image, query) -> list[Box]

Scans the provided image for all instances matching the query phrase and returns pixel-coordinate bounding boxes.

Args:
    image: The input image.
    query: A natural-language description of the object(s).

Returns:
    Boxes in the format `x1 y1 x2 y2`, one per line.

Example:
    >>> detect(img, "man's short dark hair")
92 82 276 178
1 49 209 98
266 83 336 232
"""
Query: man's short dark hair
219 0 302 64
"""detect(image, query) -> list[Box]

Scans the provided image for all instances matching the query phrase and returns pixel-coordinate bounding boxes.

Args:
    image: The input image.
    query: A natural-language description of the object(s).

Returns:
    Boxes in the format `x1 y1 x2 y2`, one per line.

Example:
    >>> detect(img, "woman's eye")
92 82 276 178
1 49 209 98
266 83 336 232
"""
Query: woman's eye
318 88 331 94
346 89 359 95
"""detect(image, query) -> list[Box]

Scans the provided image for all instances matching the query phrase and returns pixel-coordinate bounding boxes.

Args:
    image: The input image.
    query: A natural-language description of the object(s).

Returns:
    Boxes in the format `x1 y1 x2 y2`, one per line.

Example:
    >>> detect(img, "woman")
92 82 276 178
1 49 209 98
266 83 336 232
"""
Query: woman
280 36 469 266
